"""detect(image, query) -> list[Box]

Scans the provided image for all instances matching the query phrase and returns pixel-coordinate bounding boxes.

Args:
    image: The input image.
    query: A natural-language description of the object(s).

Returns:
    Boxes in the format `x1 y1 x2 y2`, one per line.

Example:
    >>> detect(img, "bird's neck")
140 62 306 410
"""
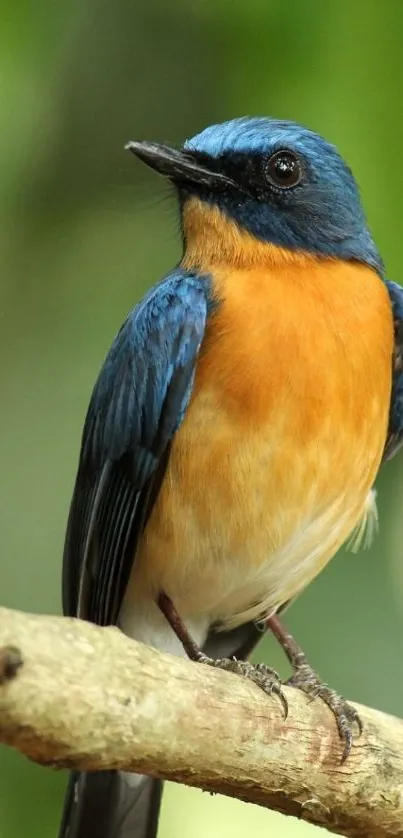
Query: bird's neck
181 197 317 273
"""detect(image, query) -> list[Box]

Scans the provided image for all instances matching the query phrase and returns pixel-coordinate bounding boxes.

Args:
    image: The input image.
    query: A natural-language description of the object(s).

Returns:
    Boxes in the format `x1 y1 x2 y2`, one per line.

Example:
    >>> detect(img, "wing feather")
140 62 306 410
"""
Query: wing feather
62 270 209 625
383 280 403 462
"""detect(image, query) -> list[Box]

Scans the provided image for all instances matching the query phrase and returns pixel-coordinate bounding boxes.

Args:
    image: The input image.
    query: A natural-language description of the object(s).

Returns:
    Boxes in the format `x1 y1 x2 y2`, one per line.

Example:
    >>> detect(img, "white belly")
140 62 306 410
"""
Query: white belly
120 489 376 651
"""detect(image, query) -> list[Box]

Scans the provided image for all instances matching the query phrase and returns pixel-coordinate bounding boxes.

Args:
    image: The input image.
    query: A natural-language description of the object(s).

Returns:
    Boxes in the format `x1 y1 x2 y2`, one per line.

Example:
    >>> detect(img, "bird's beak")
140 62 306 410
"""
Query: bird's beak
125 140 234 190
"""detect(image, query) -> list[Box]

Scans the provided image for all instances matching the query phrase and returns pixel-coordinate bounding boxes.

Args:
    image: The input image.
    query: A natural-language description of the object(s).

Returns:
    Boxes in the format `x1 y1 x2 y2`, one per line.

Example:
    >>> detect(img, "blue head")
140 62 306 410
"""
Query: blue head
126 117 382 273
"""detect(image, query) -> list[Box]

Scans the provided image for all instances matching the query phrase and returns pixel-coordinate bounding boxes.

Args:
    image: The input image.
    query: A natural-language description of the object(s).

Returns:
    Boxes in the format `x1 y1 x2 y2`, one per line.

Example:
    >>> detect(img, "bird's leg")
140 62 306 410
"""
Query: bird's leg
157 591 204 660
157 591 288 717
266 614 362 761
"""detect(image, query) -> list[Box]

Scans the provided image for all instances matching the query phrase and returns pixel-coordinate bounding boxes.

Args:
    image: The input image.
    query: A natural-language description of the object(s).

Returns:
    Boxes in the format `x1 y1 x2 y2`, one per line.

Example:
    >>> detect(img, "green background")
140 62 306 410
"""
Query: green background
1 1 403 835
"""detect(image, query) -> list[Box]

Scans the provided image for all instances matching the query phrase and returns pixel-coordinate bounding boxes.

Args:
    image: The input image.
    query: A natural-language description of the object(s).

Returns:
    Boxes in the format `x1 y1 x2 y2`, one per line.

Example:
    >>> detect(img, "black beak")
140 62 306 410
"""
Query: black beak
125 140 234 190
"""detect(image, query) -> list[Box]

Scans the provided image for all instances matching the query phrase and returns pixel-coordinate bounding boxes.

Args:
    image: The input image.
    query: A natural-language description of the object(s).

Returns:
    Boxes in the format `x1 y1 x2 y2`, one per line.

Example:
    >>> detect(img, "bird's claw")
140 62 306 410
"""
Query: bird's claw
198 654 288 719
286 662 362 762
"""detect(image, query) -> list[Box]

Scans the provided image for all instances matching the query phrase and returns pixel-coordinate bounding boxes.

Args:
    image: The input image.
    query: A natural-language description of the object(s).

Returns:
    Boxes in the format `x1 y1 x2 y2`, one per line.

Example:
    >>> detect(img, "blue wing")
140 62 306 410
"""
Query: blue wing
383 280 403 462
62 269 209 625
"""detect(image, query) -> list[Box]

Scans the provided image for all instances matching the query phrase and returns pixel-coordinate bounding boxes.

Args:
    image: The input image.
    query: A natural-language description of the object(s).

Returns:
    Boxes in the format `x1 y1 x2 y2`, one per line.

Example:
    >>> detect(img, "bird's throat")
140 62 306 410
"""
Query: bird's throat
181 196 315 273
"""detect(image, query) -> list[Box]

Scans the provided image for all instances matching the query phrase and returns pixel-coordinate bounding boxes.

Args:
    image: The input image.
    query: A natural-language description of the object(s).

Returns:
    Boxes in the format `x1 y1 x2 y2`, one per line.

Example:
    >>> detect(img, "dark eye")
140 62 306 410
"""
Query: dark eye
265 150 301 189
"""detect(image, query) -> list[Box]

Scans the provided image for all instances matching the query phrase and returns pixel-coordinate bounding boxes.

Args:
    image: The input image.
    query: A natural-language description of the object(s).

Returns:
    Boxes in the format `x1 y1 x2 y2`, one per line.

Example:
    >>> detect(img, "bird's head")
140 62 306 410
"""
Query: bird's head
126 117 382 274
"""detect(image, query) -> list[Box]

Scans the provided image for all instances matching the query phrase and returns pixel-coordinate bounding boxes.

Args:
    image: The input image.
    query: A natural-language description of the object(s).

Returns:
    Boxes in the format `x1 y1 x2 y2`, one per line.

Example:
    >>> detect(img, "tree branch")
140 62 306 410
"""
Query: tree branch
0 606 402 837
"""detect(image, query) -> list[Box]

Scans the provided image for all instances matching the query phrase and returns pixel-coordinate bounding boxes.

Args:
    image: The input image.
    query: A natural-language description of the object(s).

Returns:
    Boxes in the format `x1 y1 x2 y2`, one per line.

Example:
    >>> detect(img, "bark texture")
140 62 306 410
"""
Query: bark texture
0 606 402 837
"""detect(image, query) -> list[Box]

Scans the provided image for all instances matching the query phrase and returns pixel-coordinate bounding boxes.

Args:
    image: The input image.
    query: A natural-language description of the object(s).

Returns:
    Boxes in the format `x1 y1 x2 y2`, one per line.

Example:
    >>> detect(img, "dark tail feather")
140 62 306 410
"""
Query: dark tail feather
58 771 163 838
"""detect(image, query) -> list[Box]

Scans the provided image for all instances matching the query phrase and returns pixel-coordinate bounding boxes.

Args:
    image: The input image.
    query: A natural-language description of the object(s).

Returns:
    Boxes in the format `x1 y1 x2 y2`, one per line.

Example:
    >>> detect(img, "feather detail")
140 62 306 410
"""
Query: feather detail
346 489 379 553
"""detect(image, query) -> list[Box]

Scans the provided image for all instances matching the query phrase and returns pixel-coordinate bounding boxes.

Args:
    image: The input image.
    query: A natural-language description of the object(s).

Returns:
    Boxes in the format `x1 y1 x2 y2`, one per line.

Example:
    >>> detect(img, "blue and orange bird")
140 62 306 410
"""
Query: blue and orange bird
58 117 403 838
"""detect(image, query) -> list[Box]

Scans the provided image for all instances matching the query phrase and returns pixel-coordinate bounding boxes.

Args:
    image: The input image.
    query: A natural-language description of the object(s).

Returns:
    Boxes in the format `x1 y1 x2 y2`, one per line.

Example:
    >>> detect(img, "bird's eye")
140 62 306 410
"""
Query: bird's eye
265 150 301 189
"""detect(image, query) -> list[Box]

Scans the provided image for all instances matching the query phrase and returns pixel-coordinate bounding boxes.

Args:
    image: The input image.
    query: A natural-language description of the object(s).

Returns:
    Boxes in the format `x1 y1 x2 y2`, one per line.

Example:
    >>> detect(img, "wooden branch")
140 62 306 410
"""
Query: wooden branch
0 607 402 837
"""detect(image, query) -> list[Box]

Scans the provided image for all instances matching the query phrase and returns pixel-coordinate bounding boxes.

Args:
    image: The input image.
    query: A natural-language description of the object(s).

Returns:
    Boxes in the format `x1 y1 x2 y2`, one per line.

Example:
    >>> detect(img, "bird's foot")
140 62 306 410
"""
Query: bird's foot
266 614 362 762
157 592 287 717
286 661 362 762
198 653 288 719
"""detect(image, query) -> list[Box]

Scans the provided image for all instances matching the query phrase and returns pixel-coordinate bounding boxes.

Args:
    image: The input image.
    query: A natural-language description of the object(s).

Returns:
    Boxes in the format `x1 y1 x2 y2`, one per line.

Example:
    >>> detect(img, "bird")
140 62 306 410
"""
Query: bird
58 116 403 838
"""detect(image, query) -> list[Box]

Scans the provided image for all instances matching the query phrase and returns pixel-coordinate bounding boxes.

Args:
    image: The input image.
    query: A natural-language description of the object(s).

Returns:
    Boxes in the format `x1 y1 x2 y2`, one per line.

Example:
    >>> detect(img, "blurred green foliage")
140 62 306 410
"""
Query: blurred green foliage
1 1 403 836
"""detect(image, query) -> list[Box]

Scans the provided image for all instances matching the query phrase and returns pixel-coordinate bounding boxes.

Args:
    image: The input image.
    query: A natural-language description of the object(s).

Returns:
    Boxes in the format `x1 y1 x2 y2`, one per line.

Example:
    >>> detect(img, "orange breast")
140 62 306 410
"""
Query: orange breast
125 203 394 630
